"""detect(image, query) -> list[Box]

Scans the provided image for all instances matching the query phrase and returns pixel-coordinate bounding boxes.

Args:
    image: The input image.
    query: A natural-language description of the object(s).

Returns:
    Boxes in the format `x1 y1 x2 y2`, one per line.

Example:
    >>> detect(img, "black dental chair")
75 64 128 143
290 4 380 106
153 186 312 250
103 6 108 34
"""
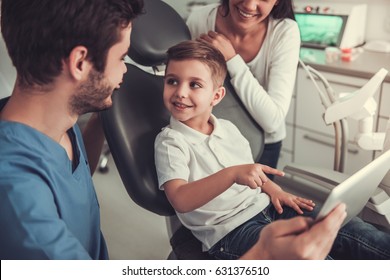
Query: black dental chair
100 0 264 259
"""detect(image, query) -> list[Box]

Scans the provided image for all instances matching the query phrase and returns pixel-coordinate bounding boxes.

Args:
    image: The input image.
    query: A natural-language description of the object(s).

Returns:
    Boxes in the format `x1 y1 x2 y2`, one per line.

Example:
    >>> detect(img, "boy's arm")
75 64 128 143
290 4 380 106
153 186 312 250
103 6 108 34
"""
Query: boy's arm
155 131 282 213
164 164 282 213
164 168 235 213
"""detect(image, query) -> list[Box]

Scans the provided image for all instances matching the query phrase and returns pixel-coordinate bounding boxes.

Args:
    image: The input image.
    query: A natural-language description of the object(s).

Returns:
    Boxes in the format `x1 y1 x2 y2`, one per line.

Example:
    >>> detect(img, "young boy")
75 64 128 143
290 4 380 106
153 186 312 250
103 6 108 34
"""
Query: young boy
154 40 390 259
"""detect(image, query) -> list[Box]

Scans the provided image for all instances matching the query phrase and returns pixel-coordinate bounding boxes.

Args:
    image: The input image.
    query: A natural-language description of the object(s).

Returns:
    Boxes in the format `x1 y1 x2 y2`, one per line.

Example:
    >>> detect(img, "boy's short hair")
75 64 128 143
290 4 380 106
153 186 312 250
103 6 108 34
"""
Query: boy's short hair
1 0 144 87
166 40 227 88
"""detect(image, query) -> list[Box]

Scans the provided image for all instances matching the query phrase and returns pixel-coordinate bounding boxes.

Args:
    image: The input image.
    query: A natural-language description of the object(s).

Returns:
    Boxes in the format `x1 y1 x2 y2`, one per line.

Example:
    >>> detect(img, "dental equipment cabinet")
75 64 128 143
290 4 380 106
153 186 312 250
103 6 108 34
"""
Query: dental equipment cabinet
284 49 390 173
279 48 390 228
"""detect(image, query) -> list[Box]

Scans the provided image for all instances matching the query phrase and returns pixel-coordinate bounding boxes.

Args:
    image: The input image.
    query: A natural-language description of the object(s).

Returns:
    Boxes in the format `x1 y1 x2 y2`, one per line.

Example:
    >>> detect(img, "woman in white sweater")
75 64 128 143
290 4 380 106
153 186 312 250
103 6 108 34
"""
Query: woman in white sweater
186 0 300 174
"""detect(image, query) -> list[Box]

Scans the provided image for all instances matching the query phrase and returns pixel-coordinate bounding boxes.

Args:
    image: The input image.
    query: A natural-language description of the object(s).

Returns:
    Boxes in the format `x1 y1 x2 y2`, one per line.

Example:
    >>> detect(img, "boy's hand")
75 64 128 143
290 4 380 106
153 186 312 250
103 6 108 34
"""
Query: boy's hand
233 164 284 189
269 188 315 214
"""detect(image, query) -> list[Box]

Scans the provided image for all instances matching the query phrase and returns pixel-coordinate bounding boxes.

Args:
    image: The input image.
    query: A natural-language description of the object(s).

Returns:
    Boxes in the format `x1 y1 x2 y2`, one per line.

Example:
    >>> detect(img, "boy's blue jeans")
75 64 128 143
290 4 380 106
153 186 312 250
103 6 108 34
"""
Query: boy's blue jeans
208 204 390 259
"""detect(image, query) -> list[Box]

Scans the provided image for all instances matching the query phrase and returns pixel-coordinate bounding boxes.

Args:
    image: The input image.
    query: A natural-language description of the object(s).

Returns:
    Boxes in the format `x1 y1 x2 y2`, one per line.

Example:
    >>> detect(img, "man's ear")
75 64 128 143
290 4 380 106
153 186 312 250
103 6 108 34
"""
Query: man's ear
66 46 91 81
211 86 226 106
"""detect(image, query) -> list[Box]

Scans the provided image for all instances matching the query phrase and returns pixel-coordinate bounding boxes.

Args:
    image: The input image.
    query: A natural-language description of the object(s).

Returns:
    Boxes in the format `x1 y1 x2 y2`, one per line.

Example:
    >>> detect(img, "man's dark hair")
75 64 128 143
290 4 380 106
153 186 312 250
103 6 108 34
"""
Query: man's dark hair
1 0 144 86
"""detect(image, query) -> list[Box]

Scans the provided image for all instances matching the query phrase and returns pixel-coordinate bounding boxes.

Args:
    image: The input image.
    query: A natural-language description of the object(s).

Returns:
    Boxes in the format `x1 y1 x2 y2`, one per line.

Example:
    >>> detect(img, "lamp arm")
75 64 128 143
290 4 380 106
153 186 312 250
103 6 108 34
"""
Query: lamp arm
324 68 388 124
384 118 390 151
299 59 334 109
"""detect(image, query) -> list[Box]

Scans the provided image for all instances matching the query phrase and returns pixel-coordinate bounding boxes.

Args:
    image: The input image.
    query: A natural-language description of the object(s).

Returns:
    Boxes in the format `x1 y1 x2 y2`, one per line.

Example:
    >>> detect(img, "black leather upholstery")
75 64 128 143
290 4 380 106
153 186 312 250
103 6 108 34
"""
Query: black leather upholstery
214 75 264 162
0 97 9 111
100 0 264 259
129 0 191 66
101 64 173 216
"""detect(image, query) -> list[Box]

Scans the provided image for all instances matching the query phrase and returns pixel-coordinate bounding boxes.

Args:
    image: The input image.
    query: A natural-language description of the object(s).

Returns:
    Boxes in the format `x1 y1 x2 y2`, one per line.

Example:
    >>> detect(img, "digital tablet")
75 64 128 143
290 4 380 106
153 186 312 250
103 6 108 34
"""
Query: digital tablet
315 149 390 226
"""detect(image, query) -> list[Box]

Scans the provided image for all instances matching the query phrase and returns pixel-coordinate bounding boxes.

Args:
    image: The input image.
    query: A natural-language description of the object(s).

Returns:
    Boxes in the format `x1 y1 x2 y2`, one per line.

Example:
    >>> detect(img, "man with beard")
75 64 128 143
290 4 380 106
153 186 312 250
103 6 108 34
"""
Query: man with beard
0 0 143 259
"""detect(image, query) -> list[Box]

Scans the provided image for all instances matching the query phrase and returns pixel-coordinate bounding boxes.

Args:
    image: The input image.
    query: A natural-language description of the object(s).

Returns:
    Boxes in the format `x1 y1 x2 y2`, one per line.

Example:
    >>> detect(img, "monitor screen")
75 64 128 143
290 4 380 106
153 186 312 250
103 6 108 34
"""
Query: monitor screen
295 13 347 49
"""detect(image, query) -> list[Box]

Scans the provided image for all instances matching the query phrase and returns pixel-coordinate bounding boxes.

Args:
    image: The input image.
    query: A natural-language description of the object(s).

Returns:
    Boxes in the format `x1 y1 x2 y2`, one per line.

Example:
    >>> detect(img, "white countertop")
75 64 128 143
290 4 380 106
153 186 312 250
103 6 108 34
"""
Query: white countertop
300 47 390 82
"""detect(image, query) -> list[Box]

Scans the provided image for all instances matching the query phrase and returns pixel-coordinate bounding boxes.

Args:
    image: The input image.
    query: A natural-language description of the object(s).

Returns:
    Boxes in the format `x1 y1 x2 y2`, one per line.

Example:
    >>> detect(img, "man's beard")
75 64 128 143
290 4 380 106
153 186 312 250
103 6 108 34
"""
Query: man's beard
70 69 114 115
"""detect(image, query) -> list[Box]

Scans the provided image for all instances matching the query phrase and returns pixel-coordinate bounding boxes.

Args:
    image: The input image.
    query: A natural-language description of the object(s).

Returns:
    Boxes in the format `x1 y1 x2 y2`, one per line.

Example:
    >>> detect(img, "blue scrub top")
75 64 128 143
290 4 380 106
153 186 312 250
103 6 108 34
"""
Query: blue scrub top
0 120 108 259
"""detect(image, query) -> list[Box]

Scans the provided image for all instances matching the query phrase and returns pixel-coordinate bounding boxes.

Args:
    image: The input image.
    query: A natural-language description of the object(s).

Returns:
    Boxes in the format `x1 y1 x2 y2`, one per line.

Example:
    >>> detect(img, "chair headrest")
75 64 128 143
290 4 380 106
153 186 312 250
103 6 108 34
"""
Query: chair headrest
128 0 191 67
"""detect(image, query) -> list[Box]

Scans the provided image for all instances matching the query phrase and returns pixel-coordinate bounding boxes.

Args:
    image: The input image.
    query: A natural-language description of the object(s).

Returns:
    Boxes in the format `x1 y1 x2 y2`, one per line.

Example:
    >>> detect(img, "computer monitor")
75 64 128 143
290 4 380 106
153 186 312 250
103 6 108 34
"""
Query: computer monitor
295 13 347 49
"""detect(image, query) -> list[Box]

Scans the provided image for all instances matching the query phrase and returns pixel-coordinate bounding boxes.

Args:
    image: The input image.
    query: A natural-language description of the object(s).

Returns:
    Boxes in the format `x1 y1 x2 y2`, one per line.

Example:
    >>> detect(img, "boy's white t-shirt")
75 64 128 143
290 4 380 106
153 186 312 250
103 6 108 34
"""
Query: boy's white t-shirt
155 115 270 251
186 4 301 144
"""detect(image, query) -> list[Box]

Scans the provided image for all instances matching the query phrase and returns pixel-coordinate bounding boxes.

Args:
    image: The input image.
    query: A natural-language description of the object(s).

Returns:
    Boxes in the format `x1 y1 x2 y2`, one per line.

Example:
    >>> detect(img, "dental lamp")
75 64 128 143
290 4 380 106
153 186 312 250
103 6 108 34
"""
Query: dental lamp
323 67 388 151
298 60 390 228
299 60 389 167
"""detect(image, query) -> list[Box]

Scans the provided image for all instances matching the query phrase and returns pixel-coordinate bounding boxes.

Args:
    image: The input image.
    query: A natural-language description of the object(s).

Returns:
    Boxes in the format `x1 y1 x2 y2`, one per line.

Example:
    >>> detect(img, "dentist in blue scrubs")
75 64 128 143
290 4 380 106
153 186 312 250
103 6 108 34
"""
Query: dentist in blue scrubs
0 0 143 259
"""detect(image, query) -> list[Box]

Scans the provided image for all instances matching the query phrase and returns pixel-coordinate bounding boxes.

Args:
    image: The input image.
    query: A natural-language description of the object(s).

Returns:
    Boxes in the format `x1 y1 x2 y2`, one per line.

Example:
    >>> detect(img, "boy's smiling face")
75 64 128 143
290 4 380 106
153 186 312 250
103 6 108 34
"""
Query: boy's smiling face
163 59 224 133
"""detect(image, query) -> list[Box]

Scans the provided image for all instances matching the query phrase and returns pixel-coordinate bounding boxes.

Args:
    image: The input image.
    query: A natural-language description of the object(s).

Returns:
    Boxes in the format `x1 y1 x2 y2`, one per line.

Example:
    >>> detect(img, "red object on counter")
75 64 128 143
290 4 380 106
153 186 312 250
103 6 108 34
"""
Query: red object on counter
304 5 313 13
341 48 352 62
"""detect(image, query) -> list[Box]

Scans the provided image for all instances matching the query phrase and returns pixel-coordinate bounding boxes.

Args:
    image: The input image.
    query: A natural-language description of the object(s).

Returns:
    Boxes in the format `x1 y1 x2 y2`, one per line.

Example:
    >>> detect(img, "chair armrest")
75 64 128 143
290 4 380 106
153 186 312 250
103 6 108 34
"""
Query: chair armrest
275 164 349 202
283 164 348 189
